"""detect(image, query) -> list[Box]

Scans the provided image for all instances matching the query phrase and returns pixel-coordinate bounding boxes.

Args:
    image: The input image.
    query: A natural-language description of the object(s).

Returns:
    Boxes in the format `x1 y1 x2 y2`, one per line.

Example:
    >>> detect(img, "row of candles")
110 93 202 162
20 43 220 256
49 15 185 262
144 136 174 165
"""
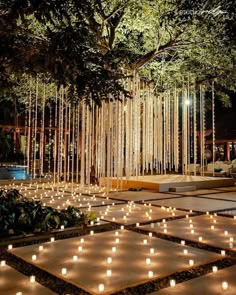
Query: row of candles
0 259 229 293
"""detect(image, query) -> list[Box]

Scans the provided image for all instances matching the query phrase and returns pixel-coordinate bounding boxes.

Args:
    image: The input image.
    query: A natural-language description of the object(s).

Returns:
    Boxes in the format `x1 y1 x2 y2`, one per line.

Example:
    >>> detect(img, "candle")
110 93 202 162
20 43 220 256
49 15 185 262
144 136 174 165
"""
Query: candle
136 223 140 227
222 281 228 290
212 266 218 273
149 232 152 238
30 275 36 283
32 255 37 261
181 240 185 246
115 231 119 236
39 245 44 251
80 238 84 243
106 269 112 277
170 279 176 287
60 225 64 230
112 247 116 253
50 237 55 242
8 245 13 250
98 284 105 292
189 259 194 266
115 238 120 244
1 260 6 266
61 268 67 275
146 258 151 265
121 225 124 230
221 250 226 256
183 249 188 255
107 257 112 264
73 255 78 262
143 239 148 244
150 248 155 254
148 271 153 278
198 237 203 242
78 246 83 252
90 230 94 235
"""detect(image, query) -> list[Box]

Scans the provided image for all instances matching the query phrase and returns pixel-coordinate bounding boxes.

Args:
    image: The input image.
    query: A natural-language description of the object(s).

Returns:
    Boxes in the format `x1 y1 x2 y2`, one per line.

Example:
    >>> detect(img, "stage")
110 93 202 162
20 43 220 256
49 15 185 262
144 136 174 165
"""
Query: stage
100 175 235 192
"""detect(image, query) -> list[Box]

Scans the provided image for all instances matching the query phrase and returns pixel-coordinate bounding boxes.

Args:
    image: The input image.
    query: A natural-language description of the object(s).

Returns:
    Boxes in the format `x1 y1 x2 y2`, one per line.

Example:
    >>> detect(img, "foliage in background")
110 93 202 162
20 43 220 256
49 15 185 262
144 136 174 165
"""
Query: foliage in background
0 189 95 237
0 0 235 105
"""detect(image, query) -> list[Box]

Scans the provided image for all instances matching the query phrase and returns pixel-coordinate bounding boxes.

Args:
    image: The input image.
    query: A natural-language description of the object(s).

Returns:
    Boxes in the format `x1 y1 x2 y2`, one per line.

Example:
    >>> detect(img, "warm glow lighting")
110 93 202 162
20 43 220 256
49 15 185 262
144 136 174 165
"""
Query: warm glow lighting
121 226 124 230
30 275 36 283
73 255 78 262
106 269 112 277
143 239 148 244
150 248 155 254
189 259 194 266
115 238 120 244
32 255 37 261
50 237 55 242
1 260 6 266
149 232 152 238
222 281 228 290
183 249 188 255
90 230 94 235
78 246 83 252
224 231 228 236
170 279 176 287
181 240 185 246
221 250 226 256
212 266 218 273
148 271 153 278
8 245 13 250
39 245 44 251
146 258 151 265
60 225 64 230
115 231 119 236
136 223 140 227
98 284 105 292
112 247 116 253
107 257 112 264
198 237 203 242
80 238 84 243
61 268 67 275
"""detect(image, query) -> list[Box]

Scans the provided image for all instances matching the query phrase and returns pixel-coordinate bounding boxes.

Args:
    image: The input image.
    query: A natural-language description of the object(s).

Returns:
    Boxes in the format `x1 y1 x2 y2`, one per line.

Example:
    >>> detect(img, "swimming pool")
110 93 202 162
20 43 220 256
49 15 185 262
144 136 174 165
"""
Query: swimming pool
0 166 30 180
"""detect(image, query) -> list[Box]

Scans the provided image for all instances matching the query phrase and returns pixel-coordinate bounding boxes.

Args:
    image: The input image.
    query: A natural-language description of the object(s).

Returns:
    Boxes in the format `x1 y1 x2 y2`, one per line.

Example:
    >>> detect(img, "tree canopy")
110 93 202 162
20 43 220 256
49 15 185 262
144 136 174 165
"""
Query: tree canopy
0 0 235 104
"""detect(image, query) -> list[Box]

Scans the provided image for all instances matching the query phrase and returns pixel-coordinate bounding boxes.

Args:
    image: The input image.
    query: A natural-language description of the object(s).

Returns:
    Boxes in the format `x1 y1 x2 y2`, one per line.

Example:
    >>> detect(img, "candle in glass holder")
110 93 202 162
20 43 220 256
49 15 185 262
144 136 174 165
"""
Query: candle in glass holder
170 279 176 287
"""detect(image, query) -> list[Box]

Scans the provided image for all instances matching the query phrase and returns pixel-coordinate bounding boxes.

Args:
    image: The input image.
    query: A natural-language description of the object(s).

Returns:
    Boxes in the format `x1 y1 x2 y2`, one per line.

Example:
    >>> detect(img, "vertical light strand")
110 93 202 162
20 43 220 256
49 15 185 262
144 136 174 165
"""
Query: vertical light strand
193 86 197 175
33 77 38 178
212 81 215 177
27 77 32 175
76 104 80 183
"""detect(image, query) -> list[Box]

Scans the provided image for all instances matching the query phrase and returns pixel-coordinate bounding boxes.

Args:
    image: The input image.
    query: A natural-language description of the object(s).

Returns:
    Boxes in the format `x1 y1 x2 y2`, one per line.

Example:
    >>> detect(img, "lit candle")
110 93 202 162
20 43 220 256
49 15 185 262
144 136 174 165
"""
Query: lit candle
136 223 140 227
115 238 120 244
8 245 13 250
148 271 153 278
170 279 176 287
229 237 234 242
30 275 36 283
198 237 203 242
16 292 22 295
98 284 105 292
32 255 37 261
78 246 83 252
80 238 84 243
146 258 151 265
50 237 55 242
181 240 185 246
61 268 67 275
107 257 112 264
115 231 119 236
143 239 148 244
189 259 194 266
221 250 226 256
222 281 228 290
224 231 228 236
73 255 78 262
112 247 116 253
39 245 44 251
1 260 6 266
60 225 64 230
183 249 188 255
121 226 124 230
90 230 94 235
106 269 112 277
212 266 218 273
150 248 155 254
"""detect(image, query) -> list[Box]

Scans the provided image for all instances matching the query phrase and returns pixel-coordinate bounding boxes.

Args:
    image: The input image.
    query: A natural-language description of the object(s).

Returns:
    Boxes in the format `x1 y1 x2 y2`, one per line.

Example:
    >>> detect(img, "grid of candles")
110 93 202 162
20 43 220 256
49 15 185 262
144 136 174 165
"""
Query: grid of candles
5 228 231 294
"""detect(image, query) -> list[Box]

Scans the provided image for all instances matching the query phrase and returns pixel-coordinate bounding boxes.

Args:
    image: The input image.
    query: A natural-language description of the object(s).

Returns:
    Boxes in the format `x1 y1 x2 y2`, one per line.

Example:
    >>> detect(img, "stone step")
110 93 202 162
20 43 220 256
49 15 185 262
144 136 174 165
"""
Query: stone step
169 186 196 192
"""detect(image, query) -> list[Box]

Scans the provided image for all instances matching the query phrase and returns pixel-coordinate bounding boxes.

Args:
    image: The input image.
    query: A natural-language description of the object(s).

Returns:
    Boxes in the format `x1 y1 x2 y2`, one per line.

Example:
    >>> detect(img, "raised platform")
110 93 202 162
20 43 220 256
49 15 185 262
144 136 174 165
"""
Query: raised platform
100 175 235 192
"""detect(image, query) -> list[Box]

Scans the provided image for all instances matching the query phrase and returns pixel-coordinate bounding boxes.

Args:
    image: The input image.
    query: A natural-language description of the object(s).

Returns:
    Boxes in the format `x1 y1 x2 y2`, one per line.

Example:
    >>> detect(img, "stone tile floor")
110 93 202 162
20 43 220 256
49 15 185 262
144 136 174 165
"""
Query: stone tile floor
0 182 236 294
